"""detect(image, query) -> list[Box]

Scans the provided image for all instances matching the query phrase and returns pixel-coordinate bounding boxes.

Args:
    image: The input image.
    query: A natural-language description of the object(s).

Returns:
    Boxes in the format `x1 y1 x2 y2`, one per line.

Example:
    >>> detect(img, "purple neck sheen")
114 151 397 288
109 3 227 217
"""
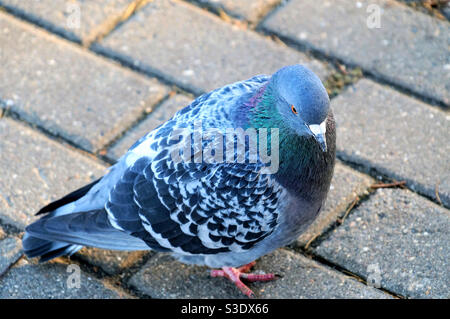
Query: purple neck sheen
234 83 269 128
246 83 268 108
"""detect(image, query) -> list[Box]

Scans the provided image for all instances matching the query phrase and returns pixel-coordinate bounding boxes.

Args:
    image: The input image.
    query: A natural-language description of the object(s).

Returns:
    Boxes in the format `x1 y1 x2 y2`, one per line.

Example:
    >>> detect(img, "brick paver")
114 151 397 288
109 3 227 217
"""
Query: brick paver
0 258 132 298
263 0 450 106
332 79 449 207
76 248 150 275
0 0 135 43
0 237 22 276
95 0 329 94
0 12 169 152
0 118 106 229
129 249 390 298
315 188 450 298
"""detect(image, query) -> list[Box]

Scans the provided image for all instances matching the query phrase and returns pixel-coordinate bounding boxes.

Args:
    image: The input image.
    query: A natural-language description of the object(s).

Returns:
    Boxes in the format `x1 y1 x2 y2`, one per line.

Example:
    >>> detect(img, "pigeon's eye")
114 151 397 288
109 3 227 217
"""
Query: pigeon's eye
291 105 298 115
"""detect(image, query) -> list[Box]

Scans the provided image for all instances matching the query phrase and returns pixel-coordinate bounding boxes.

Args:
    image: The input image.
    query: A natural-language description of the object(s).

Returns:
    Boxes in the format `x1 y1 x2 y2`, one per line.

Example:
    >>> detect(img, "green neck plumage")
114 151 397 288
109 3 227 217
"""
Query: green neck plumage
245 86 326 198
248 88 307 176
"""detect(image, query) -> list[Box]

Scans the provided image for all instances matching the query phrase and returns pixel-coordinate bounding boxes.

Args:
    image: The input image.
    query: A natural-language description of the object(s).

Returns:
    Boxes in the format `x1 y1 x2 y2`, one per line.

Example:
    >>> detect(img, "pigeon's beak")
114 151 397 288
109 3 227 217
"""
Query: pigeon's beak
308 121 327 153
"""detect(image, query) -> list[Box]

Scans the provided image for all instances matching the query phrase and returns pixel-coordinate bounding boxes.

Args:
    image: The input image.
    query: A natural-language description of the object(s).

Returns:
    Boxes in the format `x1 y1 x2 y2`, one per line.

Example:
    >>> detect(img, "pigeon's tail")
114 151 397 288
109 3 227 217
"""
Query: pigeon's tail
22 233 83 262
23 209 150 262
35 178 102 216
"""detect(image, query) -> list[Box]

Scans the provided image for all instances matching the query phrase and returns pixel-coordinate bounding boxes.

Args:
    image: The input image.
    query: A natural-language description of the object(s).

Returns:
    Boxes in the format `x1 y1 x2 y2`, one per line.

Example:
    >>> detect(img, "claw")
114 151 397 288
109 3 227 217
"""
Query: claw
210 261 279 298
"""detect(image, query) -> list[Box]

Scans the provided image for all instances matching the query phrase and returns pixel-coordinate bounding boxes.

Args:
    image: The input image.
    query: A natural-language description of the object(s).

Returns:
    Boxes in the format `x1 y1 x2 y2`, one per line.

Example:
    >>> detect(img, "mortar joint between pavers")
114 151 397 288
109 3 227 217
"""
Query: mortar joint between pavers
185 0 283 28
68 248 157 299
283 245 404 299
97 92 174 163
0 251 25 280
293 186 377 253
257 25 449 109
0 3 82 43
184 0 250 26
1 111 110 169
82 0 154 48
255 0 290 29
0 2 181 93
57 254 140 298
0 217 24 238
114 252 160 299
336 152 450 210
90 43 206 96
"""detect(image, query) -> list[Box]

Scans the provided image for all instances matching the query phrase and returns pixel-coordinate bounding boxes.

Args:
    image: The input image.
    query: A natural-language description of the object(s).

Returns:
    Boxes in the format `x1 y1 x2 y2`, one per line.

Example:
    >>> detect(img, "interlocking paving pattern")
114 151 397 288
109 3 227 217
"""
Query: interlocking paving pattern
0 118 107 229
94 0 329 94
314 188 450 298
0 0 135 43
333 79 450 207
190 0 281 23
0 12 169 152
0 0 448 299
0 237 22 276
262 0 450 106
129 249 391 298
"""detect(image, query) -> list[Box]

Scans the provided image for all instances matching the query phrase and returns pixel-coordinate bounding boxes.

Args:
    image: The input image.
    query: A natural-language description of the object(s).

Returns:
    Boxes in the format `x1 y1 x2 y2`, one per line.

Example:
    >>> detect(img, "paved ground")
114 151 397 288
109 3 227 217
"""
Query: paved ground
0 0 448 299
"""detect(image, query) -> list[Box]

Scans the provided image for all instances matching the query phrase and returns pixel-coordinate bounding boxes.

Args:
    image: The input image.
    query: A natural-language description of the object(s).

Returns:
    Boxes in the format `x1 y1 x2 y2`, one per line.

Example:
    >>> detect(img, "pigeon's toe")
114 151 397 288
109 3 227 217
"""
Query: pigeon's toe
211 262 279 298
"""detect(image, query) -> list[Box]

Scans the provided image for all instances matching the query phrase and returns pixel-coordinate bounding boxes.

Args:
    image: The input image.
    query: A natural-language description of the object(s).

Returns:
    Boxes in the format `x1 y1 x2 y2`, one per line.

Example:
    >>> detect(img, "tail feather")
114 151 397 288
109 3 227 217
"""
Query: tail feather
38 244 83 262
22 232 83 262
36 178 101 216
23 209 149 261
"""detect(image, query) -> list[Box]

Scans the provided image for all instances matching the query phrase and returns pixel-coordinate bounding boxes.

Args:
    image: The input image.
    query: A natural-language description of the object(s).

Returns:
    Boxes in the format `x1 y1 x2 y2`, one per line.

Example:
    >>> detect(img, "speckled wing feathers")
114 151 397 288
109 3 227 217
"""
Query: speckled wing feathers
106 155 282 255
106 74 282 256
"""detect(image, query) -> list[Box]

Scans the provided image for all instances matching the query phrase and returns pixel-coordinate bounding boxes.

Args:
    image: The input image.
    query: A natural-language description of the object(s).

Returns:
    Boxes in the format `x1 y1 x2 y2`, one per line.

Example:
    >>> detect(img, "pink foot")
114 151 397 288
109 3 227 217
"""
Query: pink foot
210 261 279 298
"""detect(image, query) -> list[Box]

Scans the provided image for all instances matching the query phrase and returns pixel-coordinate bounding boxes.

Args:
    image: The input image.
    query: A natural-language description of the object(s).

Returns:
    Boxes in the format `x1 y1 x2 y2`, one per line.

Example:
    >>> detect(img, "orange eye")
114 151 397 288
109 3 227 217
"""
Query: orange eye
291 105 298 115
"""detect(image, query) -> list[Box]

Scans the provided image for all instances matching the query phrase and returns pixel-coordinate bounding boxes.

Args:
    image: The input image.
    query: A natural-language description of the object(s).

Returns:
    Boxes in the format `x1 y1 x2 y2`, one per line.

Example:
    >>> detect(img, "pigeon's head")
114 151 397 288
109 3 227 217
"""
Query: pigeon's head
269 64 330 152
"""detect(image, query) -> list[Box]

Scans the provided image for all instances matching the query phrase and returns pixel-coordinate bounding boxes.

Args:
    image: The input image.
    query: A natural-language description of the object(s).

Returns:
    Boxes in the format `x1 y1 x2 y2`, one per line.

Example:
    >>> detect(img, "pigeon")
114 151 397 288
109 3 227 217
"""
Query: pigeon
23 64 336 298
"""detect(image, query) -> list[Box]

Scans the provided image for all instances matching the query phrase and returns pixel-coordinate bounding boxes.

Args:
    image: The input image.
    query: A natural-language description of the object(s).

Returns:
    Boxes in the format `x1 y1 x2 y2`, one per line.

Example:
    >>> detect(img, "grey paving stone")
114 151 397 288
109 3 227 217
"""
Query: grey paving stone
192 0 280 23
0 117 106 229
263 0 450 106
129 249 390 298
331 79 450 207
75 247 150 275
0 258 131 298
314 188 450 298
0 0 135 42
107 94 193 161
96 0 329 95
297 162 374 247
0 237 22 276
0 12 169 152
